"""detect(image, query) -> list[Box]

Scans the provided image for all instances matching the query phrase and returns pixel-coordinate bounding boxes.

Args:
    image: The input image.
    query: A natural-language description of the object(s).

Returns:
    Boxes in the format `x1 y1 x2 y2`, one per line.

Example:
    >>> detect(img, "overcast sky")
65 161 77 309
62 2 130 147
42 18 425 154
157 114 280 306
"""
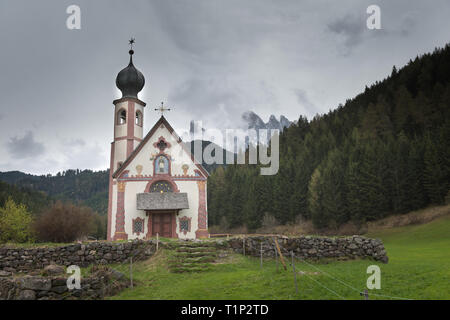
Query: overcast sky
0 0 449 175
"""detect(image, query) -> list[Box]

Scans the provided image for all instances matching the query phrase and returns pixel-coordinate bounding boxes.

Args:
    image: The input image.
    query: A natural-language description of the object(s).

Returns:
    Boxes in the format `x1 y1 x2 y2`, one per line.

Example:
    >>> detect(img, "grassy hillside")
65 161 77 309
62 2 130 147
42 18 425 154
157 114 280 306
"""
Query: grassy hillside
107 214 450 300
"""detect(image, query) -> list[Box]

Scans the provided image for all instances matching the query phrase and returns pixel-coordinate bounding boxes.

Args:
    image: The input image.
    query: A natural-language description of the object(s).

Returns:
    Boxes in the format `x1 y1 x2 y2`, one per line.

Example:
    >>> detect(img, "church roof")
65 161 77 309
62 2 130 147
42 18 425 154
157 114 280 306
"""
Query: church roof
115 49 145 100
112 116 210 179
136 192 189 210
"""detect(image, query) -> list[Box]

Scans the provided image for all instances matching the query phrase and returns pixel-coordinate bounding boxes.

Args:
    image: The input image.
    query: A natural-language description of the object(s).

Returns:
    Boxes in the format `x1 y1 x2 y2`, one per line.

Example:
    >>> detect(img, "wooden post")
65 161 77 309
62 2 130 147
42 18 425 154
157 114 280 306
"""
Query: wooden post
291 251 298 295
130 257 133 289
243 237 246 256
156 233 159 252
260 242 263 269
274 238 287 270
275 243 279 272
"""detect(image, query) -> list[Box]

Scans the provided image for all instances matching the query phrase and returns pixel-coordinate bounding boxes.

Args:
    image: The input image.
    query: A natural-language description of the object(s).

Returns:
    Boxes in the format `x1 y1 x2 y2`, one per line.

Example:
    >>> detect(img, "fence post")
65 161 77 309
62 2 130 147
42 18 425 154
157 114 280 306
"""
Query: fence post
243 237 246 256
291 251 298 295
260 242 263 269
274 238 287 270
156 233 159 252
275 243 278 272
130 257 133 289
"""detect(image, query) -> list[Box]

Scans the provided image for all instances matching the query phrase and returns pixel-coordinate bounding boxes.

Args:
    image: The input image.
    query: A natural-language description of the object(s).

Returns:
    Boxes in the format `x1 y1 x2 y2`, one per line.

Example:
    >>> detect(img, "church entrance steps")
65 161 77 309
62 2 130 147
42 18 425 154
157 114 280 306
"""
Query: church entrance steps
173 252 217 259
164 241 222 273
175 246 216 253
181 256 216 263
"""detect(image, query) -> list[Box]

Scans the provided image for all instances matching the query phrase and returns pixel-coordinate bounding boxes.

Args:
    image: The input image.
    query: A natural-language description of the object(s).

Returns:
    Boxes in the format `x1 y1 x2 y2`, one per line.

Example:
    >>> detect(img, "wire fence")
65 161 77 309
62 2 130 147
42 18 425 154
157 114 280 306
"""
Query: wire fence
252 239 414 301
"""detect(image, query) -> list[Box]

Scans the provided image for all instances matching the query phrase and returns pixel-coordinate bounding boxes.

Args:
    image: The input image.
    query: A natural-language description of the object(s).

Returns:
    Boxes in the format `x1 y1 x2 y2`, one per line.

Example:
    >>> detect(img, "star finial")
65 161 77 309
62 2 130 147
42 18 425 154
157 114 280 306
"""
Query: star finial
154 102 171 116
129 37 135 50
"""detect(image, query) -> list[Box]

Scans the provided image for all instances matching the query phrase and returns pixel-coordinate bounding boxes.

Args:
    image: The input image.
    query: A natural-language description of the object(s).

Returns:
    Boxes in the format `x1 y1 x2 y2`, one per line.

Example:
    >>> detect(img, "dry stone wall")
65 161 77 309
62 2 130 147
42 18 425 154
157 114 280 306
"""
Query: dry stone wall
0 266 128 300
0 240 156 273
227 235 389 263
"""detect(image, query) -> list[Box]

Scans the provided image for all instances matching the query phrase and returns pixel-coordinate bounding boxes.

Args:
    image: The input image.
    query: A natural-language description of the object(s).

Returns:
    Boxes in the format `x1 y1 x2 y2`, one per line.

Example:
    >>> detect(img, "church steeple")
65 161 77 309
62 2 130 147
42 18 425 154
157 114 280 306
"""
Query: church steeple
115 38 145 99
111 39 146 179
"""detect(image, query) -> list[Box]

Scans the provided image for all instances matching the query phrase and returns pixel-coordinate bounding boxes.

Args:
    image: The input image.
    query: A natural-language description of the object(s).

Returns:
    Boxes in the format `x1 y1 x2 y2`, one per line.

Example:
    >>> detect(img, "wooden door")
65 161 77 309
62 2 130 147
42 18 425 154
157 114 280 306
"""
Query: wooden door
152 212 173 238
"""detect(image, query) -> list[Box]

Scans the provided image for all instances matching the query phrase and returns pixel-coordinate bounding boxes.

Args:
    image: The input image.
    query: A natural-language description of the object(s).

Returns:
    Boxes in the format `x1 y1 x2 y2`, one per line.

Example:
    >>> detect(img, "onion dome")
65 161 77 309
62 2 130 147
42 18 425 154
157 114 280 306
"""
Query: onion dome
116 49 145 99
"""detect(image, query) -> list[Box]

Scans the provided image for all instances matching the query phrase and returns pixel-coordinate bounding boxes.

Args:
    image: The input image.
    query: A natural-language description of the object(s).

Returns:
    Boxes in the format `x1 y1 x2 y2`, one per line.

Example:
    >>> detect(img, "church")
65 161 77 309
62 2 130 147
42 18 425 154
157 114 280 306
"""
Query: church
107 43 209 241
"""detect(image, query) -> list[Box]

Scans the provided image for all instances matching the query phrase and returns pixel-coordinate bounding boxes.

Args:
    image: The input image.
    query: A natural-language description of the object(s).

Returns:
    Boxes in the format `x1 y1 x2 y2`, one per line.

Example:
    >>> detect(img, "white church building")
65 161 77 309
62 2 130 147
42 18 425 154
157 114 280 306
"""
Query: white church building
107 43 209 241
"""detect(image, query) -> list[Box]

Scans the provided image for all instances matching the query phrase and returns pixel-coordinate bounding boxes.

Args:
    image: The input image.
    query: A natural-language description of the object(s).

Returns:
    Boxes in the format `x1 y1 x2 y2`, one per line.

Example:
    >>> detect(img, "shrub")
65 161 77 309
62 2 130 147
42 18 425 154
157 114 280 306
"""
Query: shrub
33 201 95 242
0 198 34 243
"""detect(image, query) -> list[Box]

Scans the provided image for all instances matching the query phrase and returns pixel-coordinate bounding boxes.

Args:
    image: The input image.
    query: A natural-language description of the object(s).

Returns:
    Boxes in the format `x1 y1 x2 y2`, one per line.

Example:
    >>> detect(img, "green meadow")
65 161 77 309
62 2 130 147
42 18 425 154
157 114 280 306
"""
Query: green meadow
108 215 450 300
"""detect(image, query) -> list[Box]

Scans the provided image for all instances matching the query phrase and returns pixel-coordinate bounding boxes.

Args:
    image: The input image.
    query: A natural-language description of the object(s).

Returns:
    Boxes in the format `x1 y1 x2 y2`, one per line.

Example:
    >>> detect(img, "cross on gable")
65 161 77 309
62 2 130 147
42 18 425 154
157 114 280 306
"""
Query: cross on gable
154 102 171 116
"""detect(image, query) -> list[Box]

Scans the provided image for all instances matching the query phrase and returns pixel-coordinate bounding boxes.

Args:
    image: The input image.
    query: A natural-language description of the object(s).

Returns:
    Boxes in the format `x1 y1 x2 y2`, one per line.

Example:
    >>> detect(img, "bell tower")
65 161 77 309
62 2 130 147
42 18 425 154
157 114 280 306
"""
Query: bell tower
111 39 146 173
107 39 146 240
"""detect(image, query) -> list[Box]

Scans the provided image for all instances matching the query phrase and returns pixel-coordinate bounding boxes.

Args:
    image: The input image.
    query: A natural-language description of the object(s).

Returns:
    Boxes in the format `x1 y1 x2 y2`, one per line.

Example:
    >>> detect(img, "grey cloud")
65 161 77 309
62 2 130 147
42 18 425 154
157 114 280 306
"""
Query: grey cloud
327 14 366 51
60 139 105 170
168 77 244 128
6 131 45 159
399 15 417 37
294 89 317 117
0 0 449 174
65 138 86 147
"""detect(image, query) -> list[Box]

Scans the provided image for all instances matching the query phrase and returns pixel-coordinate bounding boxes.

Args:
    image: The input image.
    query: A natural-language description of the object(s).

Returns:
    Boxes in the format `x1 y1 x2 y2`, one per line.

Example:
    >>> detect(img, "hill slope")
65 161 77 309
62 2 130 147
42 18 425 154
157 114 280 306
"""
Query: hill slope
0 180 52 214
208 44 450 231
0 170 109 215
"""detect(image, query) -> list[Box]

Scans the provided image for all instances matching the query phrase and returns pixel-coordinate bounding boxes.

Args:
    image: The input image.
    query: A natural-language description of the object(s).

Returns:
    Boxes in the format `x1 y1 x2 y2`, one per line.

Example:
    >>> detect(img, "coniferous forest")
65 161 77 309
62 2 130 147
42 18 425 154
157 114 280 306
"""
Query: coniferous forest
207 45 450 231
0 169 109 216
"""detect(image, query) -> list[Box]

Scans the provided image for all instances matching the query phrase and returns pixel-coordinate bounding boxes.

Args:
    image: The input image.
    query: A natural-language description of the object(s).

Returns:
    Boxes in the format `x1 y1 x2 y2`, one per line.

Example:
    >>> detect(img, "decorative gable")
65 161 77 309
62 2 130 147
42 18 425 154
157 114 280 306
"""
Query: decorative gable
112 116 209 179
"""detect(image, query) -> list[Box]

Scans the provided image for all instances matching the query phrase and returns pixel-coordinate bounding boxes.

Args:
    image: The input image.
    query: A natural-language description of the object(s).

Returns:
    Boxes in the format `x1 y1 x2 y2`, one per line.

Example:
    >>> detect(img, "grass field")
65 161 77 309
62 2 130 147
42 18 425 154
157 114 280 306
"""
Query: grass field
108 214 450 300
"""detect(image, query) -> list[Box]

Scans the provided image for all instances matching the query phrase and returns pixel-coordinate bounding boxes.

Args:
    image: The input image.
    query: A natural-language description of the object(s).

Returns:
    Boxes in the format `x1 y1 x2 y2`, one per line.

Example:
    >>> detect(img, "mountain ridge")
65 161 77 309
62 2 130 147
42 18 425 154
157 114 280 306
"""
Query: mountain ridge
242 111 293 132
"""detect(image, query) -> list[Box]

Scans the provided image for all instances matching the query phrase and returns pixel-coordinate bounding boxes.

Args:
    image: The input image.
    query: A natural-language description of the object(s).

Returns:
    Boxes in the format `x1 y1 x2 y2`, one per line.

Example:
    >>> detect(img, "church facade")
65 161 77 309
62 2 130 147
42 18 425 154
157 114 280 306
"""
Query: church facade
107 46 209 241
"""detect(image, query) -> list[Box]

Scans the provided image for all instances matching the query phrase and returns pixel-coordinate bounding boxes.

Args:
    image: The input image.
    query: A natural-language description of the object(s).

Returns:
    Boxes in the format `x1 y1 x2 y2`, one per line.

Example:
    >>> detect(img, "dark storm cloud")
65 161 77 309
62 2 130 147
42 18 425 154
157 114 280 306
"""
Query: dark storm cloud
168 77 244 127
6 131 45 159
400 15 417 37
327 14 368 53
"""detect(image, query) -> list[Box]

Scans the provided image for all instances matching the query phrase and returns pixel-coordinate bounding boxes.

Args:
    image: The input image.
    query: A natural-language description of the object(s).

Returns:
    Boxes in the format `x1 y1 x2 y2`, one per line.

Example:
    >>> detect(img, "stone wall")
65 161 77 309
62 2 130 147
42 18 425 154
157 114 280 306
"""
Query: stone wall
0 240 156 273
0 266 128 300
227 235 389 263
0 235 388 274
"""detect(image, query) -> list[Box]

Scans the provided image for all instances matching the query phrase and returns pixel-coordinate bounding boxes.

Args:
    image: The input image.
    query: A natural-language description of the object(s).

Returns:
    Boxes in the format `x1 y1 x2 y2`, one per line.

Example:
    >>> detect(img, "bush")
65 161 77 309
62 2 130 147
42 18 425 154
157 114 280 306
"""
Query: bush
0 198 34 243
91 213 107 240
33 201 95 242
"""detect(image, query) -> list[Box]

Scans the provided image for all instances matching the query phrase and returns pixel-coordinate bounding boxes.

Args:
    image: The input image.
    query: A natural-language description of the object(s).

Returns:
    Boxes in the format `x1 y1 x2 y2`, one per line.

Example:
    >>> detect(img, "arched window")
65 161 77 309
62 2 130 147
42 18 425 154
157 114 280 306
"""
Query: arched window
149 180 173 193
117 109 126 125
155 155 169 174
135 111 143 126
